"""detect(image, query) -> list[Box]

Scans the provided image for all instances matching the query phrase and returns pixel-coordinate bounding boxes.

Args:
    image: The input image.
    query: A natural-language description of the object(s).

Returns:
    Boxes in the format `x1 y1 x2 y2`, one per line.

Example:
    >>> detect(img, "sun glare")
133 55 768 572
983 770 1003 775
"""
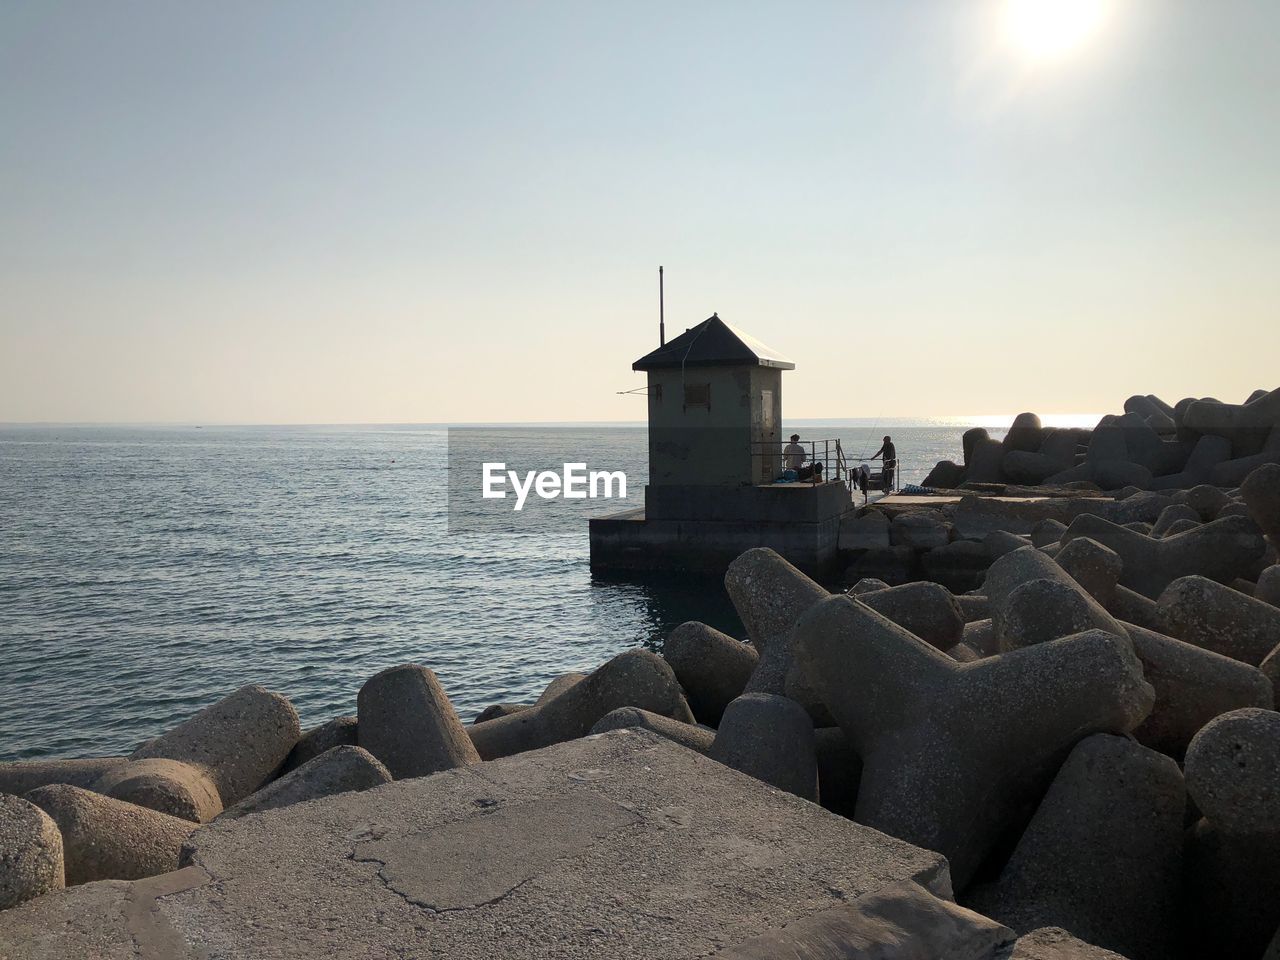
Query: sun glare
1002 0 1110 63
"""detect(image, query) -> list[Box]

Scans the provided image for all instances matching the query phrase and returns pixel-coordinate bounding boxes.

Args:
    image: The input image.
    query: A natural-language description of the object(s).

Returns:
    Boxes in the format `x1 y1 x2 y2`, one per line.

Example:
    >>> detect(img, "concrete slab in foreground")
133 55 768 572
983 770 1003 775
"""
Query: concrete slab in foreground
0 730 950 959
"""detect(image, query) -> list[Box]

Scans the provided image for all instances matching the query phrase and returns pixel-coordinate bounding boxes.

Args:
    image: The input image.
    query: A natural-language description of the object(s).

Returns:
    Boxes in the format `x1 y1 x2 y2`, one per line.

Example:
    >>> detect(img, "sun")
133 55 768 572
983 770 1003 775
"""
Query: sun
1001 0 1111 63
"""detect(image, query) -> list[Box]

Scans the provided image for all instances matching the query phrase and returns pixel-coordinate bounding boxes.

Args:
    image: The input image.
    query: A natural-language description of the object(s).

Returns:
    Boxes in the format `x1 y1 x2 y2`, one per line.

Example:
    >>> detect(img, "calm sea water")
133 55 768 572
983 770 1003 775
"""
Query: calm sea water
0 419 1002 762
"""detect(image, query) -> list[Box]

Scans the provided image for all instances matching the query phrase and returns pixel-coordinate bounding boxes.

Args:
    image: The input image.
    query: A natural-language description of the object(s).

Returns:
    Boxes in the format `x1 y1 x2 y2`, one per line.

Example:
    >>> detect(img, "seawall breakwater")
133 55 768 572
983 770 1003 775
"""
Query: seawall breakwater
2 387 1280 958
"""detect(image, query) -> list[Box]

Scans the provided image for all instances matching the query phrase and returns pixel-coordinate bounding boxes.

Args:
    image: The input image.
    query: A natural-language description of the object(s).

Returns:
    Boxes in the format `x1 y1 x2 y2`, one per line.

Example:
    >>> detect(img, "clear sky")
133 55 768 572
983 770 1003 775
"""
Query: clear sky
2 1 1277 424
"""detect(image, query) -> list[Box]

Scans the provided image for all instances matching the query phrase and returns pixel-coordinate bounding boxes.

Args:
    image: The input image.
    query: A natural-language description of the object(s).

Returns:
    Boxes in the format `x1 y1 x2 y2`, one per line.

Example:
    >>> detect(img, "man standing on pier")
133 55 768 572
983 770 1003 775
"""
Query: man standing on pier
872 435 896 492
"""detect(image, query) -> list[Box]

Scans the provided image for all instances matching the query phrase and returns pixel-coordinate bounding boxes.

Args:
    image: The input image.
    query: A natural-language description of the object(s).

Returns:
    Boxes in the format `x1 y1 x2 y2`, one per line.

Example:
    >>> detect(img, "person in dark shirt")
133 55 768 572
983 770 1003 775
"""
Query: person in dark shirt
872 435 896 492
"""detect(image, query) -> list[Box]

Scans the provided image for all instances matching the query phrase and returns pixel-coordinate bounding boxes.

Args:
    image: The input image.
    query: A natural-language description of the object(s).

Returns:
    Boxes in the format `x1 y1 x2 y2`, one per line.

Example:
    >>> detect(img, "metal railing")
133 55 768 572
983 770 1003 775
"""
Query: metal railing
750 438 846 487
751 437 903 500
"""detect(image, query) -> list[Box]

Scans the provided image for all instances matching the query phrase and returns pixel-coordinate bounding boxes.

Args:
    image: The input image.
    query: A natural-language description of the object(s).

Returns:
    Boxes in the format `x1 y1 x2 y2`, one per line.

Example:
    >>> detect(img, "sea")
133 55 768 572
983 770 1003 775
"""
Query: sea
0 417 1044 762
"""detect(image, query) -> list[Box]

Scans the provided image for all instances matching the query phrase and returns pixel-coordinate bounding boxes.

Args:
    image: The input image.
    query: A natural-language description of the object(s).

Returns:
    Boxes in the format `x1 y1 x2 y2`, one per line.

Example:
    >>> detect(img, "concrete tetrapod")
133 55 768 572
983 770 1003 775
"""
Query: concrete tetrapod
468 649 694 760
1061 514 1266 600
1257 564 1280 608
282 715 358 774
997 580 1099 652
1184 707 1280 834
1054 537 1123 608
1123 623 1273 759
1182 709 1280 959
0 757 125 797
726 549 833 719
536 673 586 705
983 547 1128 646
24 784 194 885
91 757 223 823
721 880 1014 959
0 794 63 911
856 582 966 651
1156 575 1280 666
964 734 1184 960
1242 462 1280 546
1184 387 1280 456
588 707 714 754
793 595 1154 890
357 665 480 780
1009 927 1133 960
710 693 818 802
724 547 828 656
130 684 301 807
662 621 758 726
220 746 392 820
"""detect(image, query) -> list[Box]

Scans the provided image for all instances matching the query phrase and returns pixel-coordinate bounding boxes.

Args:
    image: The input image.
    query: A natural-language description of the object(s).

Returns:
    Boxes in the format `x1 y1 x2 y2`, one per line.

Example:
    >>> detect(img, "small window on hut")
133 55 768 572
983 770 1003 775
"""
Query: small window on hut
683 383 710 410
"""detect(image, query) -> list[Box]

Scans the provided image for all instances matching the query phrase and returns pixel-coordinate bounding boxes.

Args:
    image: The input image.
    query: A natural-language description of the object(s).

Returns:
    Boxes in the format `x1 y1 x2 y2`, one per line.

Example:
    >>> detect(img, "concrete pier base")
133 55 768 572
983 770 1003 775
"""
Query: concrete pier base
0 731 948 959
590 481 852 575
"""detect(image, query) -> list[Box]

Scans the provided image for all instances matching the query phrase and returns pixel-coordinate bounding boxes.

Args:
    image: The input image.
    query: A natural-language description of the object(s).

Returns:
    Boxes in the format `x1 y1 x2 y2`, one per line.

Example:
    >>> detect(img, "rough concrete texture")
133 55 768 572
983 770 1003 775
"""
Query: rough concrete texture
1151 503 1200 537
357 664 480 779
891 512 950 549
710 693 818 801
964 735 1183 960
1055 537 1123 607
25 784 194 885
721 880 1015 959
1123 623 1273 759
0 757 126 797
997 579 1099 652
1105 584 1161 631
0 794 63 911
984 547 1127 646
131 684 301 807
728 550 835 720
725 546 828 655
473 703 531 723
588 706 714 754
536 672 587 705
956 593 991 623
858 582 966 651
1257 564 1280 608
1156 575 1280 666
1242 462 1280 545
794 594 1153 890
1062 514 1266 600
1157 517 1200 538
92 757 223 823
1183 484 1230 520
963 618 998 657
282 715 358 774
220 746 392 820
985 530 1031 560
662 621 758 725
1029 519 1067 548
1183 707 1280 834
0 732 952 959
1007 927 1132 960
468 649 694 760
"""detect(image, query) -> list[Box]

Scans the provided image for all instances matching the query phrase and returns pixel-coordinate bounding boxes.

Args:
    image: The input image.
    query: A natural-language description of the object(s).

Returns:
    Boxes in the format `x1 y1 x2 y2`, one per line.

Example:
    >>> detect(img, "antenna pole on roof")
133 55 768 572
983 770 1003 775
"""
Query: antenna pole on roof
658 265 665 346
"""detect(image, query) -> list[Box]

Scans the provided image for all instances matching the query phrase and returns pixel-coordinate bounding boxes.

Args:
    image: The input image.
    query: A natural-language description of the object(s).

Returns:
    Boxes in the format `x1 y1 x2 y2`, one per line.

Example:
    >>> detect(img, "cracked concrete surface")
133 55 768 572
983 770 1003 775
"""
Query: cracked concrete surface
0 730 949 959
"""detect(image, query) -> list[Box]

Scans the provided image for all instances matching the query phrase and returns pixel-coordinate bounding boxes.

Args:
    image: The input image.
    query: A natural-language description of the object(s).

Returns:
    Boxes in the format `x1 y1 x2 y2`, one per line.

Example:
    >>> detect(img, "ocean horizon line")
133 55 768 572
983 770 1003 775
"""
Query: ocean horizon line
0 413 1107 430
